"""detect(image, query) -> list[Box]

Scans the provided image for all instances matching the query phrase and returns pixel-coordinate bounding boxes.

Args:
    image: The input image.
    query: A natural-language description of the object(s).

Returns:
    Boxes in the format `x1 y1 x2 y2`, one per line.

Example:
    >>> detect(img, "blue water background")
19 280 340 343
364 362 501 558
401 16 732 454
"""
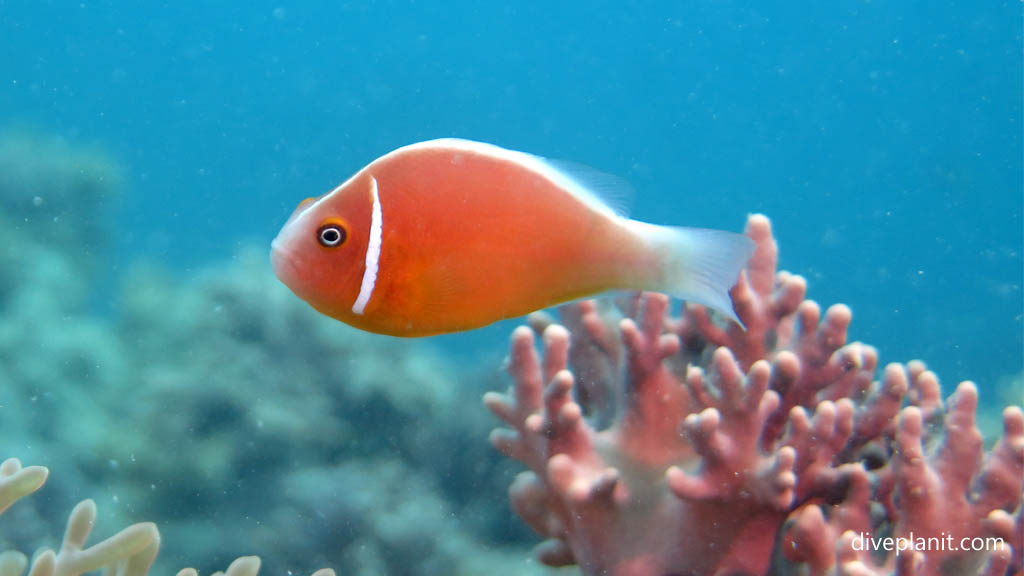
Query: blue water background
2 1 1020 392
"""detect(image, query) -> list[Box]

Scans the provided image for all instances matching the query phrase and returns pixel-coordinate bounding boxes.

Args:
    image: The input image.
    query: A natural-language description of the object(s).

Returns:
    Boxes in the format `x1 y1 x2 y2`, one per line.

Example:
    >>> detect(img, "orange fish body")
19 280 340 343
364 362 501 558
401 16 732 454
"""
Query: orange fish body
271 139 753 337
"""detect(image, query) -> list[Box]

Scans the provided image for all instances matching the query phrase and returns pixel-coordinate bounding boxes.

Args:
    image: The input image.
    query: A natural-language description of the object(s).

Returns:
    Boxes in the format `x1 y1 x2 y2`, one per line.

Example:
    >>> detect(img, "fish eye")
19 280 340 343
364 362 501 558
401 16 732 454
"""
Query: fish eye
317 223 347 247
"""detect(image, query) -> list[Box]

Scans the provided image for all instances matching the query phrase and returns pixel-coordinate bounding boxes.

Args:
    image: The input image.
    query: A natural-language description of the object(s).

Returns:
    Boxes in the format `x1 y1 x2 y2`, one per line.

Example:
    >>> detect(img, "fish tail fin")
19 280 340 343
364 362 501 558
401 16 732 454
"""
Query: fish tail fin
629 221 755 325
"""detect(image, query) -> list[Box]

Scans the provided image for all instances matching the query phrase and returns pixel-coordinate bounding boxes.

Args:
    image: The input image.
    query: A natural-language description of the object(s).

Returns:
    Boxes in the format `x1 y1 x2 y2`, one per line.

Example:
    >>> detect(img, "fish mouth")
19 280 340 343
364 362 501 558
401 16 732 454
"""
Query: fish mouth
270 241 302 289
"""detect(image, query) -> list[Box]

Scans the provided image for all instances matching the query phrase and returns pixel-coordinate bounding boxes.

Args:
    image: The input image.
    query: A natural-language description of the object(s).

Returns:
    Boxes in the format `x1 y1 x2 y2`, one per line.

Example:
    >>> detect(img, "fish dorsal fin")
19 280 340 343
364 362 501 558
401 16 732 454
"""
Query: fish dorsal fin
398 139 635 218
537 157 635 219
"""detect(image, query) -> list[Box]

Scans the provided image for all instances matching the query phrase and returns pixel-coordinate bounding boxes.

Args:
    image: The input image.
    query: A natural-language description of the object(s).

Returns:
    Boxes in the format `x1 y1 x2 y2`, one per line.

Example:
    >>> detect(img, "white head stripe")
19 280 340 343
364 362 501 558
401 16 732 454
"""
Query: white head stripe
352 176 382 315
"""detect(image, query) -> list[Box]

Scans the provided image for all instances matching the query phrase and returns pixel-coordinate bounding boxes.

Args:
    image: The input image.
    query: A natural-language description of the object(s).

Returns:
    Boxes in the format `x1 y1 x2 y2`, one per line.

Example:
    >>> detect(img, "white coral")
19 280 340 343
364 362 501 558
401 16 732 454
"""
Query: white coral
0 457 332 576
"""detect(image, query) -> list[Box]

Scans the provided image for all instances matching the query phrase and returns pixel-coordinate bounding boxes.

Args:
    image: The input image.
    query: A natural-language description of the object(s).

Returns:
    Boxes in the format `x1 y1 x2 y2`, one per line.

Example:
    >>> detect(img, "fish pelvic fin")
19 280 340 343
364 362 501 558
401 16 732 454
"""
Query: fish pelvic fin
630 221 755 326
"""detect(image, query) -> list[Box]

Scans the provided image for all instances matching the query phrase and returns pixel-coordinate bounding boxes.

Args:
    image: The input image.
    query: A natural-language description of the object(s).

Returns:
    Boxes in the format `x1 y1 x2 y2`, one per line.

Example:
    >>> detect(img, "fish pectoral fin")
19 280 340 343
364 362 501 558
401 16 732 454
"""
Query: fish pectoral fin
406 263 469 329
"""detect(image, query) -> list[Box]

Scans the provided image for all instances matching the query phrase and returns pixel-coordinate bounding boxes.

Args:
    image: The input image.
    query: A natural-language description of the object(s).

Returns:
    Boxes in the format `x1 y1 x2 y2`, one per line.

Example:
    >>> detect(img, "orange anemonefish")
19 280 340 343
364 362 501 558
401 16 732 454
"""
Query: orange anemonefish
271 139 754 337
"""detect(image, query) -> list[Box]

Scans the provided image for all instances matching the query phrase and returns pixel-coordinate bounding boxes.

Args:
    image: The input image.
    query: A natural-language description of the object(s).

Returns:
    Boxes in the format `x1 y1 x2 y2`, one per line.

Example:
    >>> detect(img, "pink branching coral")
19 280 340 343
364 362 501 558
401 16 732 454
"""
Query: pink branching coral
485 214 1024 576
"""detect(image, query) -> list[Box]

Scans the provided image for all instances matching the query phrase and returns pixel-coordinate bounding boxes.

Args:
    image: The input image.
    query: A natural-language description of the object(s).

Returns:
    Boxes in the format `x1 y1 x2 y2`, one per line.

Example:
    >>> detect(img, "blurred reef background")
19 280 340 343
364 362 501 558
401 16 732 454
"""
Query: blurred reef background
0 1 1021 575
